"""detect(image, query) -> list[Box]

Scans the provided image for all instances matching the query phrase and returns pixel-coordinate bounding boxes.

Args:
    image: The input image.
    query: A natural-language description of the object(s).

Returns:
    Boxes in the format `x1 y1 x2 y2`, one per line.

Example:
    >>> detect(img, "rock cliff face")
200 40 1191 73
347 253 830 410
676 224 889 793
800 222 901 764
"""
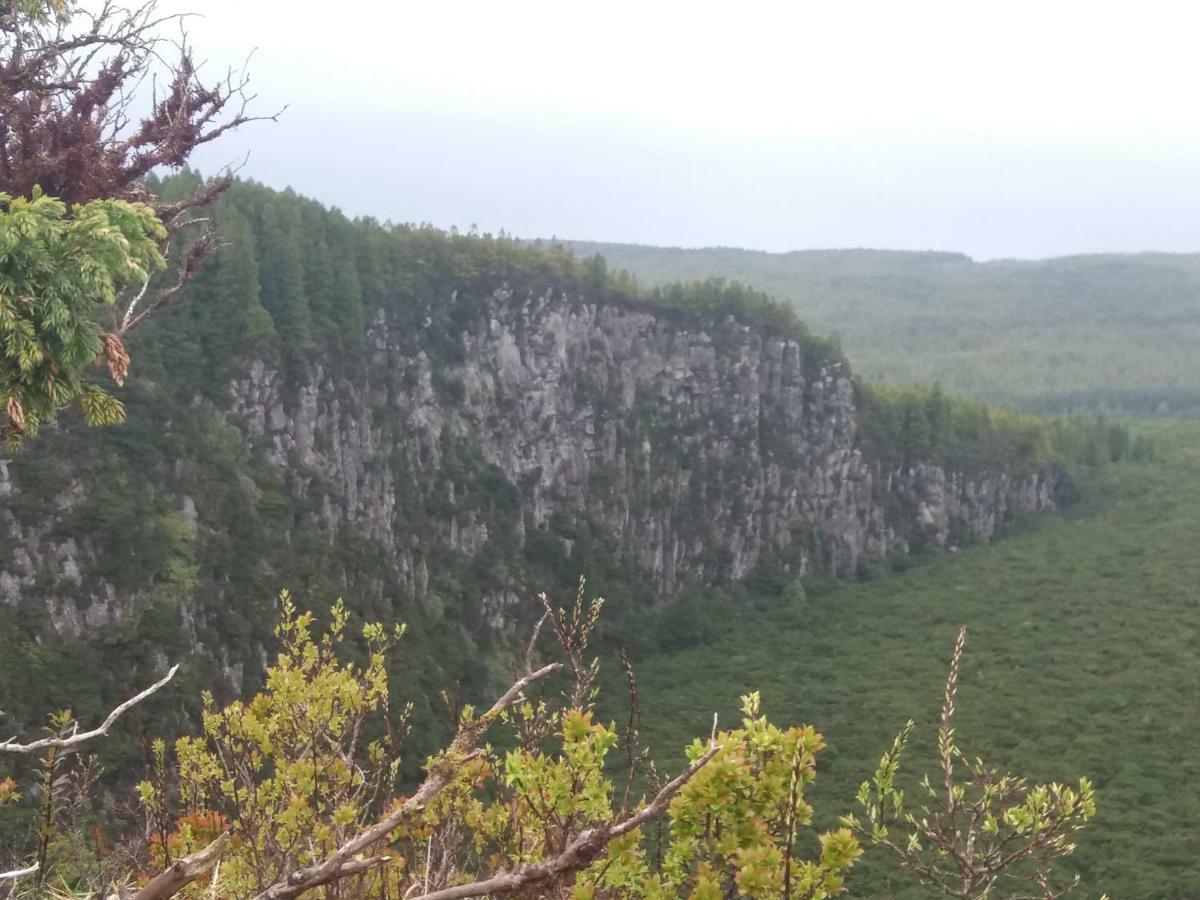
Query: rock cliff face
0 285 1065 642
228 286 1062 594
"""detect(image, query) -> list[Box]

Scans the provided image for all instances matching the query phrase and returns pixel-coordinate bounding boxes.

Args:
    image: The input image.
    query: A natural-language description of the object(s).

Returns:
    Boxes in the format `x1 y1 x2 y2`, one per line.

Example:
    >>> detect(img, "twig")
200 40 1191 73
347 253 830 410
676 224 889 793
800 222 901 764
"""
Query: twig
524 611 548 675
118 232 216 336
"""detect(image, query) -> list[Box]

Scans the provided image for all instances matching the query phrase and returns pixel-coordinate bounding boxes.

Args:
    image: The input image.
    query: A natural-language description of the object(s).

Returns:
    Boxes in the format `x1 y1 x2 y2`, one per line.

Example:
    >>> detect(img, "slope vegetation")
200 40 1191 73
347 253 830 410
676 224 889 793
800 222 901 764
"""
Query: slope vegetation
622 419 1200 898
564 242 1200 416
0 178 1120 792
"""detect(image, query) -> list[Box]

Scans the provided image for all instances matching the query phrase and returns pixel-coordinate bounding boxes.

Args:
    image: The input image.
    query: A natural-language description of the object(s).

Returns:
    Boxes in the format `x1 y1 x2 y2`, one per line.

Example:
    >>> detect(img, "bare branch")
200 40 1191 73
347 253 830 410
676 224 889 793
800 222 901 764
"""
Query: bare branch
0 861 39 882
252 662 564 900
118 231 217 336
0 664 178 755
152 173 232 228
130 832 229 900
120 273 153 332
407 743 722 900
524 611 548 675
265 854 390 895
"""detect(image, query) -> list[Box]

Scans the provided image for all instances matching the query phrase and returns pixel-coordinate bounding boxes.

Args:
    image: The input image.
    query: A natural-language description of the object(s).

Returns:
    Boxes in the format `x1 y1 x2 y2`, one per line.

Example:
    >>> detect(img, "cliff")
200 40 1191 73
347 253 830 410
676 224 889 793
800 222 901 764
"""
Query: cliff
236 288 1063 594
0 181 1080 736
0 283 1064 639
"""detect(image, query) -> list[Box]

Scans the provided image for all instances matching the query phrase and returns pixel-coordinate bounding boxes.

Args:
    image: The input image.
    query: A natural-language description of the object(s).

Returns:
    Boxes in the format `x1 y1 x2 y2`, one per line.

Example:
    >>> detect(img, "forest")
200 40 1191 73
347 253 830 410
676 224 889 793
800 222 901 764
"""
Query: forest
1 171 1138 777
0 178 1146 899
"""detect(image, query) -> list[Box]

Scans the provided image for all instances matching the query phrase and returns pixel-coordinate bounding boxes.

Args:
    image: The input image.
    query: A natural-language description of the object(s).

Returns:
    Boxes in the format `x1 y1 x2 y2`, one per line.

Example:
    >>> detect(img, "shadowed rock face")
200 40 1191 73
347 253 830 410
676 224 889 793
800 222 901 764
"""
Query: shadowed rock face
0 285 1063 641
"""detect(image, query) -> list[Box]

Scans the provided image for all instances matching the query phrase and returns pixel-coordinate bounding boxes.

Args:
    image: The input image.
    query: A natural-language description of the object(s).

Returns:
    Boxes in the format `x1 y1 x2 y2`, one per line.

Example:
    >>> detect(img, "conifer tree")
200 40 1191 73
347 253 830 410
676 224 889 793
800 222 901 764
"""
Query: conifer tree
329 219 366 360
256 199 314 354
209 203 277 358
299 204 337 338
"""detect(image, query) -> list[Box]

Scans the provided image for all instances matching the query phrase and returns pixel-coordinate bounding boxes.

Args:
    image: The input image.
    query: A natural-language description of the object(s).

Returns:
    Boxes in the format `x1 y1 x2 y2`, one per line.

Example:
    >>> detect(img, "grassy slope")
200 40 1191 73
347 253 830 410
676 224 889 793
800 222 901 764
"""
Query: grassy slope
563 243 1200 415
621 419 1200 897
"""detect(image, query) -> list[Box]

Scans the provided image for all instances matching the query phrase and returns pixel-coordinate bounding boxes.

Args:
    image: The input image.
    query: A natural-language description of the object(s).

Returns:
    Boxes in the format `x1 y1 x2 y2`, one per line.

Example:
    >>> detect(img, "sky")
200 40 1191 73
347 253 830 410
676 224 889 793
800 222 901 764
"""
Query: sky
160 0 1200 259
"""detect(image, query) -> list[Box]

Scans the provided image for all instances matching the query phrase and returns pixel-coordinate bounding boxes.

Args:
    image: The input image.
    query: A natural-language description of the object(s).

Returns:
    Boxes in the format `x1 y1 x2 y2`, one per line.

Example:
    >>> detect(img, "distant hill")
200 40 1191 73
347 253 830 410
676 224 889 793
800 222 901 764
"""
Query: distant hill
554 242 1200 415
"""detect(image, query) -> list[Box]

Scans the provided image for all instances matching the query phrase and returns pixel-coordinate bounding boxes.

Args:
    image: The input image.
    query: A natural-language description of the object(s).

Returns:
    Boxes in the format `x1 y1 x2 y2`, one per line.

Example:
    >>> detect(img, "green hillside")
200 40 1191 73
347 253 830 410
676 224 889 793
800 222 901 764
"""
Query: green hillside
0 177 1126 801
0 174 1166 894
612 418 1199 898
8 1 1199 895
562 243 1200 417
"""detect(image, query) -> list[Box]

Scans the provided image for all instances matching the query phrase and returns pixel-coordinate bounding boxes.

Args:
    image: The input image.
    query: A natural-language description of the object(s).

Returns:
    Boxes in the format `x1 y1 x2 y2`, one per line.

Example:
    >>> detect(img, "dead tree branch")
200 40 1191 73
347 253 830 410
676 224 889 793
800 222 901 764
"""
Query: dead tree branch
0 664 178 755
129 832 229 900
118 228 216 335
0 861 39 882
408 744 722 900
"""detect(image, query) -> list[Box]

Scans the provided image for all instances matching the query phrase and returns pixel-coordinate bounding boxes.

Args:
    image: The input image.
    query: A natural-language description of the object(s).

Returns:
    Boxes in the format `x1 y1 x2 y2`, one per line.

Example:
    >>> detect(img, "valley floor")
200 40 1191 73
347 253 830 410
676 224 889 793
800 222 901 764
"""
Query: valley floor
626 419 1200 898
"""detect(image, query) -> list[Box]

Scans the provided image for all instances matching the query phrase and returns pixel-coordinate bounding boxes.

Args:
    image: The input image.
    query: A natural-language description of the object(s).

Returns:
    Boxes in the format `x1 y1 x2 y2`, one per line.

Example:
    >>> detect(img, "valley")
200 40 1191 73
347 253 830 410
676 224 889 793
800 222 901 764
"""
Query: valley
624 419 1200 897
5 1 1200 896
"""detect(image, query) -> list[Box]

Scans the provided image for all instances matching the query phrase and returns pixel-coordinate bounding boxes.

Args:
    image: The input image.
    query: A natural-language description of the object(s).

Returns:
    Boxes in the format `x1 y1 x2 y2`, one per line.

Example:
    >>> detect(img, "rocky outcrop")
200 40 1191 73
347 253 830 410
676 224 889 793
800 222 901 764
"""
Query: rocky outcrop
225 287 1062 597
0 285 1065 640
0 461 124 637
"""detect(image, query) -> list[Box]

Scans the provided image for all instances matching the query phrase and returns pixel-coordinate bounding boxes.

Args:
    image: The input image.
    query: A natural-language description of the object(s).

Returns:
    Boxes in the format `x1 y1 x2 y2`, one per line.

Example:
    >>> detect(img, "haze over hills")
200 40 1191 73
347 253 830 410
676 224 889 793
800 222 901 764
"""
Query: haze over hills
560 241 1200 416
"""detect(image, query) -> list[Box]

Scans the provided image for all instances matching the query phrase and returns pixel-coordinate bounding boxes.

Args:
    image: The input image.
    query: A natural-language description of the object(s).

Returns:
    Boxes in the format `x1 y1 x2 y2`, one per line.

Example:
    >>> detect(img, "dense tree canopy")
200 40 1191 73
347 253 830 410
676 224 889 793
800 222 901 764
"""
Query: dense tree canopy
566 242 1200 417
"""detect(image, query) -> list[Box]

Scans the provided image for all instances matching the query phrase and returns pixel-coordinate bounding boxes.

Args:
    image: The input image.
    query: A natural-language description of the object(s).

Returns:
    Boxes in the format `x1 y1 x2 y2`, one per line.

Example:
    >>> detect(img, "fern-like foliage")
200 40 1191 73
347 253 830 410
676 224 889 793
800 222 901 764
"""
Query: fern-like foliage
0 188 165 448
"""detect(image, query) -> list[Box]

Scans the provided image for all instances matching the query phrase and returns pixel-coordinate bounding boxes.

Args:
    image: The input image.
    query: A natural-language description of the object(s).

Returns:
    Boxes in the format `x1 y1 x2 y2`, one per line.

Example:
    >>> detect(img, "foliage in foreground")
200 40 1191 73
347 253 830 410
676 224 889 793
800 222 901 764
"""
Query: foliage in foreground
0 0 270 445
0 190 163 448
0 580 1108 900
130 588 859 899
844 628 1098 900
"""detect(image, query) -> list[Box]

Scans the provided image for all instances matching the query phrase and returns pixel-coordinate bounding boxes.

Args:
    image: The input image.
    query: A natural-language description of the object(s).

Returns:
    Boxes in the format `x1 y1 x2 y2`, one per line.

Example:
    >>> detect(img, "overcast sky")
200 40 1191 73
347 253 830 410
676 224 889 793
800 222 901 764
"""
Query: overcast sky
162 0 1200 259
